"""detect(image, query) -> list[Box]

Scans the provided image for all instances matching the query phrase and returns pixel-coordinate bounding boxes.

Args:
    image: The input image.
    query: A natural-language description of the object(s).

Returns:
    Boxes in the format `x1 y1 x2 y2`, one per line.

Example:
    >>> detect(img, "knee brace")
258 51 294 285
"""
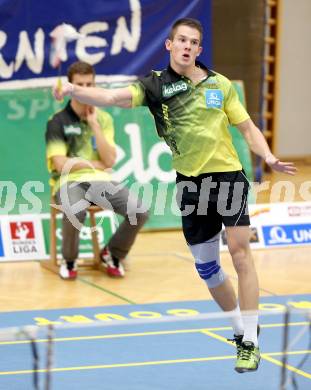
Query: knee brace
189 233 226 288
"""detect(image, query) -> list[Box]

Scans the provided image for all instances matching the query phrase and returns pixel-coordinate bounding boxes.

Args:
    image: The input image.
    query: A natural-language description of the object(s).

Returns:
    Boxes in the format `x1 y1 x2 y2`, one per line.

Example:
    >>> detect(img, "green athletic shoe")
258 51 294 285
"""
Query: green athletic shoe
228 325 260 363
231 334 243 359
234 341 261 373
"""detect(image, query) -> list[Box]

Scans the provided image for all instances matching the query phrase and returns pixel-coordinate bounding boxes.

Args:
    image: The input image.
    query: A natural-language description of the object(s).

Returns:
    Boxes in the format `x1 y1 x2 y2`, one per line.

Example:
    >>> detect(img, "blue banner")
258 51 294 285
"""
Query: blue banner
0 0 212 81
262 224 311 247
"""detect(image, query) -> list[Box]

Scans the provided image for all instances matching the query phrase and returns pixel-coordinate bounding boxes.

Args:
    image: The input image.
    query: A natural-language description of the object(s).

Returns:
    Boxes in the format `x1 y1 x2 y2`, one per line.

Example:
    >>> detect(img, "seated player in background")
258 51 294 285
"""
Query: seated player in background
46 61 148 280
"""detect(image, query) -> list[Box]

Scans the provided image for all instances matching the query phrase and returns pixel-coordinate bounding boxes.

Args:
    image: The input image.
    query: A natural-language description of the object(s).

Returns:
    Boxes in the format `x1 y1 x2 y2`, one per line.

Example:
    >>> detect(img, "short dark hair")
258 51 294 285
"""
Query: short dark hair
169 18 203 44
67 61 95 82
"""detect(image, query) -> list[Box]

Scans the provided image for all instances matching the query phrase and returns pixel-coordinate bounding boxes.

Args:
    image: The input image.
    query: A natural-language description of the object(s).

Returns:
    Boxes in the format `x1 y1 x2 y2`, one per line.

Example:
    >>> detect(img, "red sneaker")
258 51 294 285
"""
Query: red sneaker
100 246 125 277
59 261 78 280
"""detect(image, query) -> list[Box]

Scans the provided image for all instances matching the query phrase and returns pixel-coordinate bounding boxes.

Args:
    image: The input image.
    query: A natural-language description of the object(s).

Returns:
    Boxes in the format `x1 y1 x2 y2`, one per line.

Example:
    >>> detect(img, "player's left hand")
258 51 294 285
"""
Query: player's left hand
84 106 98 126
265 155 297 175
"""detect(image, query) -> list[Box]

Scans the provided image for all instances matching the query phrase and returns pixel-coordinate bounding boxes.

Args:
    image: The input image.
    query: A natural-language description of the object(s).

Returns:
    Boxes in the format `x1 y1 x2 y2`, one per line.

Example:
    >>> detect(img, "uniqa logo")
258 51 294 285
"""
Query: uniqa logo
268 226 292 244
162 81 188 98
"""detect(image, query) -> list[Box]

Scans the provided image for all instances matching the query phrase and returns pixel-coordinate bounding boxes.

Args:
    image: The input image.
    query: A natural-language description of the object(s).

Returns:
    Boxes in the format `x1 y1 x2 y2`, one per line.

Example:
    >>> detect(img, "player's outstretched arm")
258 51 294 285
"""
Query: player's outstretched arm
237 118 297 175
53 82 133 108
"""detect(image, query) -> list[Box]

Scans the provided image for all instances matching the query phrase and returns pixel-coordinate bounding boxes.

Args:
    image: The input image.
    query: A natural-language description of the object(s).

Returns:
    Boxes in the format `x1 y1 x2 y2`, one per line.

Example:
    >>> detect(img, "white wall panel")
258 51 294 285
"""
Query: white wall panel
276 0 311 157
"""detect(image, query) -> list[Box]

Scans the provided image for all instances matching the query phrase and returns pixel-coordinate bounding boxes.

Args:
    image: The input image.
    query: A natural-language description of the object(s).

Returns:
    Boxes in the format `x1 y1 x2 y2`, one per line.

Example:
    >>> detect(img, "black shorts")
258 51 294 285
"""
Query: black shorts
176 170 250 245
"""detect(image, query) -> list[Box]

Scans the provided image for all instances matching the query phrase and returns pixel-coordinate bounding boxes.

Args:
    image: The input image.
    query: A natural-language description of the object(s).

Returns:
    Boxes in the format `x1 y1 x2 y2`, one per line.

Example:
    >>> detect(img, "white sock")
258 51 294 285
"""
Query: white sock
230 305 244 336
242 313 259 347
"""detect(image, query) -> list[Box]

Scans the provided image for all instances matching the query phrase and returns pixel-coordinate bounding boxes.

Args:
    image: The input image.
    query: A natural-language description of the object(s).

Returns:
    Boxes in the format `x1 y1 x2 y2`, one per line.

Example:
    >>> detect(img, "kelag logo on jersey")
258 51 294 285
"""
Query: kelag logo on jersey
64 125 82 136
262 224 311 246
162 81 188 98
205 89 223 108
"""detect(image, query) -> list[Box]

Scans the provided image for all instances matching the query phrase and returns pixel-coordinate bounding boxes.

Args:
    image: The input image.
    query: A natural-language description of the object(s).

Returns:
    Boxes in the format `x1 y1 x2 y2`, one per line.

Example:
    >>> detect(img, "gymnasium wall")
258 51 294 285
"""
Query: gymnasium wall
212 0 311 159
212 0 265 127
275 0 311 158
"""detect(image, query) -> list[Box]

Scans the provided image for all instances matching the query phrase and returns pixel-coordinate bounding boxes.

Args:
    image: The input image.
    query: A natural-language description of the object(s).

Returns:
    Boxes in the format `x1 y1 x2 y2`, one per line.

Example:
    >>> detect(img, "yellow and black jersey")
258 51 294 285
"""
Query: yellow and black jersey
45 102 115 193
129 61 249 176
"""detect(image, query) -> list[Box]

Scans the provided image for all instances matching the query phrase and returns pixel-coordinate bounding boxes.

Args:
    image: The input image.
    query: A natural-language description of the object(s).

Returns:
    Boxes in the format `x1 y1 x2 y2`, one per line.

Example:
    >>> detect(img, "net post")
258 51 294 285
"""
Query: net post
280 305 290 390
